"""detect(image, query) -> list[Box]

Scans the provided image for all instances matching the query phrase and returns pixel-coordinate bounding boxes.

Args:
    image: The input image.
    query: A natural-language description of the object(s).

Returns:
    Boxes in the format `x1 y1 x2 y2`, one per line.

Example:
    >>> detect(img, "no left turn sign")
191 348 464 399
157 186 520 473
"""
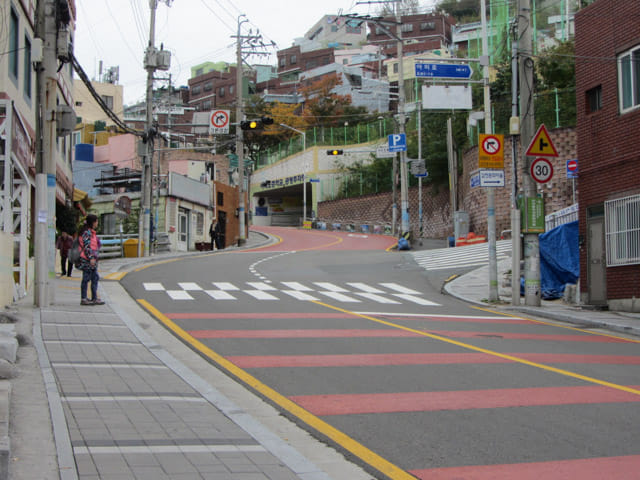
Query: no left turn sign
531 157 554 183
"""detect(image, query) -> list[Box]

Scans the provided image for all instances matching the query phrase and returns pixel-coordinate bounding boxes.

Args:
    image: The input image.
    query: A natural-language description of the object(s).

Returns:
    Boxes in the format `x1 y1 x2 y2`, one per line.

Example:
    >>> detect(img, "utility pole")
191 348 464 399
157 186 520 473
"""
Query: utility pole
510 22 521 306
396 3 410 237
518 0 541 306
235 15 249 246
34 0 59 306
481 0 499 302
140 1 158 257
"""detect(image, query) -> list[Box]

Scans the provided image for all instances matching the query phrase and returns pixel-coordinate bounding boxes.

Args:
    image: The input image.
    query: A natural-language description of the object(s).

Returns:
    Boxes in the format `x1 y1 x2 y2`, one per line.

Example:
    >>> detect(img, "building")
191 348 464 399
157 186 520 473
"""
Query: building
0 0 76 302
295 14 368 52
574 0 640 312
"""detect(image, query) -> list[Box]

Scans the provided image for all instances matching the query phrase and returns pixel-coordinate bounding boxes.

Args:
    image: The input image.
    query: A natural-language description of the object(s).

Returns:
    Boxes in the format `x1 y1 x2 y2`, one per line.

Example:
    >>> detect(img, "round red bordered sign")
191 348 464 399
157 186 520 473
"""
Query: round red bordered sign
210 110 229 129
481 135 502 155
531 157 554 183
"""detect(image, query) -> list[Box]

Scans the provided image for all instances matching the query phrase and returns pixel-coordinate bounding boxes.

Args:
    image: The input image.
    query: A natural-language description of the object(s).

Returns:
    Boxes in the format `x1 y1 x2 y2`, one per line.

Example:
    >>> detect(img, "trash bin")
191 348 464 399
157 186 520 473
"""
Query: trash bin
123 238 144 257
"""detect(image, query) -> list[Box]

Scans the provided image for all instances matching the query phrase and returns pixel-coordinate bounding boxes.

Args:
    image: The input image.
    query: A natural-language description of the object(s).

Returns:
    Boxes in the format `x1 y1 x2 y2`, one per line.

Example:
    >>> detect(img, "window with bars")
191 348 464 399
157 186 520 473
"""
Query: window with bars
605 194 640 266
618 45 640 113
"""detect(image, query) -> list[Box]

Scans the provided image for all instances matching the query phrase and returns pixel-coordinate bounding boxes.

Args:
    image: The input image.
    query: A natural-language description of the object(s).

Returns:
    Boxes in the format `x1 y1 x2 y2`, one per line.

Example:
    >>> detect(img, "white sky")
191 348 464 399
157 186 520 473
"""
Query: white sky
74 0 437 105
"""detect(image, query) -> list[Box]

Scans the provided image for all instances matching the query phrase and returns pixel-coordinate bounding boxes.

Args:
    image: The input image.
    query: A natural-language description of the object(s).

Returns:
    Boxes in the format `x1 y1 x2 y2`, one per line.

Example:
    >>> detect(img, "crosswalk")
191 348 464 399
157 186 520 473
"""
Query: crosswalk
142 281 440 306
410 240 512 271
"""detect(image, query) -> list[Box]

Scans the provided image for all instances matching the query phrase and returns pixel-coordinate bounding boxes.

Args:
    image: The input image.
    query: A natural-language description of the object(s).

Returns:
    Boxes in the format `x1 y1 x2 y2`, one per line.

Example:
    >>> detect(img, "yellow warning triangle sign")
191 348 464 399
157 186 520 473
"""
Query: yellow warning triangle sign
525 124 558 157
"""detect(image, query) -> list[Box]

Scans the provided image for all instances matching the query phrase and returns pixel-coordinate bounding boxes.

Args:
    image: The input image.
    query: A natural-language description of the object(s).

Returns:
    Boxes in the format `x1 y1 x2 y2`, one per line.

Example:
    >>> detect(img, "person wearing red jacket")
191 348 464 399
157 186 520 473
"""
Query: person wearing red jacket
55 231 74 277
77 214 104 306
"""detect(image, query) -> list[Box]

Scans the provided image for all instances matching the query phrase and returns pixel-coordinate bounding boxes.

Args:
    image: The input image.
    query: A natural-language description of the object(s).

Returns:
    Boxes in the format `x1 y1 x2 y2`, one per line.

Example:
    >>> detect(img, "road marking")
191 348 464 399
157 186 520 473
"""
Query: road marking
137 298 417 480
212 282 239 290
392 294 440 306
281 282 313 291
282 290 319 301
311 300 640 398
204 290 236 300
347 282 385 293
379 283 422 295
143 282 164 291
354 292 401 304
319 291 361 303
314 282 349 292
167 290 193 300
178 282 203 290
245 290 279 300
246 281 277 291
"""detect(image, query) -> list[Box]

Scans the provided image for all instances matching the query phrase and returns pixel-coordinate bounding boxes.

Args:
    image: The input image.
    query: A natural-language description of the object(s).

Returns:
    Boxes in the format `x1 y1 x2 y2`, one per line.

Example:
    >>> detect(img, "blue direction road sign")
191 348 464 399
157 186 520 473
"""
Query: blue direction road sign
309 178 320 183
388 133 407 152
415 63 472 79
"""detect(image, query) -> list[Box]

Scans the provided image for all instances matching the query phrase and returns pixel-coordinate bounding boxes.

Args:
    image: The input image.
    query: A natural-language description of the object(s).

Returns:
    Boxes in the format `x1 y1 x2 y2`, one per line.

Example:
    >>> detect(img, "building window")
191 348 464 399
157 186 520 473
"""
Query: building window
290 55 297 65
393 63 399 74
192 85 201 96
219 87 225 97
24 35 32 100
217 191 224 206
9 8 19 82
331 25 338 32
586 85 602 113
279 56 286 67
230 85 234 94
101 95 114 109
202 100 212 110
401 24 414 33
346 25 361 34
204 81 213 92
618 45 640 113
420 22 436 31
605 194 640 266
342 59 349 65
196 212 204 236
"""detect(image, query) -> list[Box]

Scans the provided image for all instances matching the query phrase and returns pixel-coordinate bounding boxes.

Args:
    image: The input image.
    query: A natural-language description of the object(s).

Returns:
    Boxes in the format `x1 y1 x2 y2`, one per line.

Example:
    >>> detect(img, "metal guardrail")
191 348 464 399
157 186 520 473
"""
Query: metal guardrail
98 234 138 259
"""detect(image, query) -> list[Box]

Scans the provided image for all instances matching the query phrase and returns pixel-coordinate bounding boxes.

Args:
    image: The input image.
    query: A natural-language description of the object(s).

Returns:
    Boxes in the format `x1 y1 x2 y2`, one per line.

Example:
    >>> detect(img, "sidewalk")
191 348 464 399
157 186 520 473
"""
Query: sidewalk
444 257 640 337
8 231 373 480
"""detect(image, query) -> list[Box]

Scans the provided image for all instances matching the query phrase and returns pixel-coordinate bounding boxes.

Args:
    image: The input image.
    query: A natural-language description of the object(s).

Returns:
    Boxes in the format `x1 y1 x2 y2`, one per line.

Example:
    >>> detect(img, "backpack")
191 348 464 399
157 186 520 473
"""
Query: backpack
68 237 81 267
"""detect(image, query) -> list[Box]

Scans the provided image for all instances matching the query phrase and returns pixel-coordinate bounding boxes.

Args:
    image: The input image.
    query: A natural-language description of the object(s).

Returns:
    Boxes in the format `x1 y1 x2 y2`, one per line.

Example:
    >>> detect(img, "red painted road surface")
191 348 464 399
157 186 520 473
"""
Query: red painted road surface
247 225 397 252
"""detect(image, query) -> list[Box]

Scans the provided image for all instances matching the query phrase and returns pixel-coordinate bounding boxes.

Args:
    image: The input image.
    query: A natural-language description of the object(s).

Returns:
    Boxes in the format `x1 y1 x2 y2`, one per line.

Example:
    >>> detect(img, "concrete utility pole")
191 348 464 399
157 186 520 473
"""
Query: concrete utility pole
396 4 410 237
510 22 521 306
518 0 541 306
235 15 249 246
480 0 499 302
140 1 159 257
34 0 58 306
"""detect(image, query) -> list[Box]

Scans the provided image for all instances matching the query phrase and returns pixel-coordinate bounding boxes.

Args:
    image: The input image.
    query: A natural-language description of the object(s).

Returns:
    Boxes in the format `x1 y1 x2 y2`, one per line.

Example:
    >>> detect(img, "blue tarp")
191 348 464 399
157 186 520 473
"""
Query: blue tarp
521 221 580 299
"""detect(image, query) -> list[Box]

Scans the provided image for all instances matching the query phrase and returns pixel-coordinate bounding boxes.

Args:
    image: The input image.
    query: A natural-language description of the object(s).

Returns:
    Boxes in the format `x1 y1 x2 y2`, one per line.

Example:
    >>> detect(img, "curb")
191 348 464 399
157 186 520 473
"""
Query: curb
0 381 10 480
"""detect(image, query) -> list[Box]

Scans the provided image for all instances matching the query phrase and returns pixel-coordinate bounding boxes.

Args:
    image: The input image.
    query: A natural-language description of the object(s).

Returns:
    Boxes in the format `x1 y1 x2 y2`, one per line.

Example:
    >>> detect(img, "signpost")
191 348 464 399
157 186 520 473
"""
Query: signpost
525 124 558 157
209 109 230 135
530 157 554 184
479 169 505 187
566 159 578 179
478 133 504 168
415 63 472 79
388 133 407 153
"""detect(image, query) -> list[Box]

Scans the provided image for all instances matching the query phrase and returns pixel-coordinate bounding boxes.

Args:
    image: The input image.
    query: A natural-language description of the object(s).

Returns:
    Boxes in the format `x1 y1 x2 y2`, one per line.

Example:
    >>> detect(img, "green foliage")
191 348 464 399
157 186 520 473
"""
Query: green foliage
336 156 394 199
537 41 575 90
56 204 79 235
436 0 481 22
120 208 140 235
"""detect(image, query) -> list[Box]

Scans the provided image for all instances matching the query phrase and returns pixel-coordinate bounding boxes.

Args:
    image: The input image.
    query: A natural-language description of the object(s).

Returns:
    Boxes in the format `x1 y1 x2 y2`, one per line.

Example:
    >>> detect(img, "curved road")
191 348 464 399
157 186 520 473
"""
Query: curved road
120 227 640 480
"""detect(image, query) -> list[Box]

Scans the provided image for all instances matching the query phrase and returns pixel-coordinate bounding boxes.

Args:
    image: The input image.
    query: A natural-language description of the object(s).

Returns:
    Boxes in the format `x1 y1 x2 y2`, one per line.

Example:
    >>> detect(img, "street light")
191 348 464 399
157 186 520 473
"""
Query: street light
279 123 308 223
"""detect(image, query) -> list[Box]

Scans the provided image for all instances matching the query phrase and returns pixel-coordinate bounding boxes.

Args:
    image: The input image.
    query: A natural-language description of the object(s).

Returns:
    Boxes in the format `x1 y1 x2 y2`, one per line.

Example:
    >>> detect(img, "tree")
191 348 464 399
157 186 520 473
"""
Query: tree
299 73 356 128
436 0 481 22
379 0 420 16
537 41 575 90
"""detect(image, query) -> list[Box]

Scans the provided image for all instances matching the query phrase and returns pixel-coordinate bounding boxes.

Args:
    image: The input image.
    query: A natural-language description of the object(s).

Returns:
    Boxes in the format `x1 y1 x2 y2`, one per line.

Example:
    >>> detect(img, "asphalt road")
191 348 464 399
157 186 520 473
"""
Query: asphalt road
120 227 640 480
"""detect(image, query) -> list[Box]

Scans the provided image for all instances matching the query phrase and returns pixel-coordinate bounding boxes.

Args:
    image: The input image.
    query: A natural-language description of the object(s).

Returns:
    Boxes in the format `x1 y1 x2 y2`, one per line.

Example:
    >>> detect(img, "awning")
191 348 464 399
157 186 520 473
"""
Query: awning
73 188 91 216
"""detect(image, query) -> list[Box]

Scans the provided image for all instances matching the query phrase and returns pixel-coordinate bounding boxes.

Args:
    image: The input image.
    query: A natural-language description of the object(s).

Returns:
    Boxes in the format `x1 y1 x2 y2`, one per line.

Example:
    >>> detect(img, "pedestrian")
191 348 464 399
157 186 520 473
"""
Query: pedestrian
214 219 223 250
78 214 104 306
209 218 218 251
55 230 74 277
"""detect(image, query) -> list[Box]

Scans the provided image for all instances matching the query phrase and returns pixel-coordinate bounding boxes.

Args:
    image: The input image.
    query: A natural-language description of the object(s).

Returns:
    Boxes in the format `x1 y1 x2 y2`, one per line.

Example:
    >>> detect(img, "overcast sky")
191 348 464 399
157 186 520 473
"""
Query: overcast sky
74 0 437 105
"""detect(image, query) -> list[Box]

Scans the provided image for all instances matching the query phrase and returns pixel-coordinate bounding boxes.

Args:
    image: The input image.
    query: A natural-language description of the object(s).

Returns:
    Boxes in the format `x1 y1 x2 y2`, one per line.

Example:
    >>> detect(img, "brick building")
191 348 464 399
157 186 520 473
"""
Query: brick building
575 0 640 312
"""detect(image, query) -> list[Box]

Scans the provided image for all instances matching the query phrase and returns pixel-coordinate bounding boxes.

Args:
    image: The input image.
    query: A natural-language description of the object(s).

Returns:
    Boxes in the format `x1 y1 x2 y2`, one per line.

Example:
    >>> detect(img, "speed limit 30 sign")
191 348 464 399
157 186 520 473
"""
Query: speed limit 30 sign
530 157 554 183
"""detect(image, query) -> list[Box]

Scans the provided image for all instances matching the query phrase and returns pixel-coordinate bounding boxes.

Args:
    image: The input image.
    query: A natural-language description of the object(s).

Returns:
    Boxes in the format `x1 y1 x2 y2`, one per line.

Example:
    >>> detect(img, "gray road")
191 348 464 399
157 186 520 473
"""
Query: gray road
121 243 640 479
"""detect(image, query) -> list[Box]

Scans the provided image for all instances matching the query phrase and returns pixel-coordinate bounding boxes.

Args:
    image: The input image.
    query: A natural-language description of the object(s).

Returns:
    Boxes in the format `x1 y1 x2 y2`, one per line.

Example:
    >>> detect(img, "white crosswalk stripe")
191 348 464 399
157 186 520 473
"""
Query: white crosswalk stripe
142 281 441 307
410 240 512 271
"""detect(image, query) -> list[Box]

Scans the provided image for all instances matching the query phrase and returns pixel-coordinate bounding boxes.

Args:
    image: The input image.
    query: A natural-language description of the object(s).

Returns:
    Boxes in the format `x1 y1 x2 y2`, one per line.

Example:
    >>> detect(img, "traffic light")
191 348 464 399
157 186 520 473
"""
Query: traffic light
239 116 274 131
326 149 344 155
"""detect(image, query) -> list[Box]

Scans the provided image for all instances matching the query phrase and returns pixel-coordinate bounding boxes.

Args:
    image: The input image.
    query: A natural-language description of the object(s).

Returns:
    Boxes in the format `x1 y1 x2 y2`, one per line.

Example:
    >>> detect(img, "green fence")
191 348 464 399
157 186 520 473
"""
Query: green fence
256 118 393 168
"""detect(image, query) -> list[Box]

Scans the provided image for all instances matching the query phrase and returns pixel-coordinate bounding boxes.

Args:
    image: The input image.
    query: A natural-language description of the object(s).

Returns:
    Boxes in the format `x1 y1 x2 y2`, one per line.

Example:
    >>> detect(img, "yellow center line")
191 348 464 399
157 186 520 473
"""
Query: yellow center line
137 298 415 480
312 300 640 397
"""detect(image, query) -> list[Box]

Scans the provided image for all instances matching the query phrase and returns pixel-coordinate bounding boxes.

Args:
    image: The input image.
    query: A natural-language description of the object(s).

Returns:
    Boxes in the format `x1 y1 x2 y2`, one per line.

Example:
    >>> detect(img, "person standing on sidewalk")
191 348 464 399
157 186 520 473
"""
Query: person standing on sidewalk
78 214 104 306
209 218 218 251
55 230 74 277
